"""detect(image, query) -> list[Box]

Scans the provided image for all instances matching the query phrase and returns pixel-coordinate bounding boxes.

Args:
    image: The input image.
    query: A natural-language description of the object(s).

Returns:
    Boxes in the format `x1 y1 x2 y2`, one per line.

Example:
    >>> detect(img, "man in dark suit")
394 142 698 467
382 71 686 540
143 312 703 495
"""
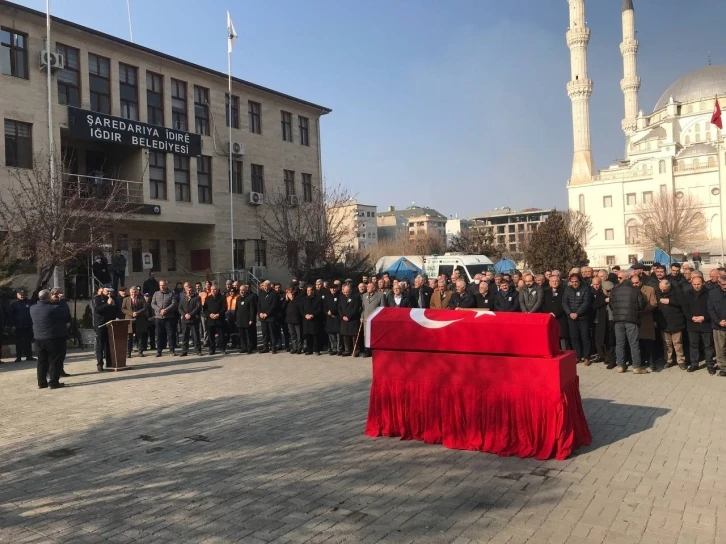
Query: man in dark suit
236 284 258 354
258 280 280 354
30 290 70 389
178 282 202 356
409 275 433 309
121 286 149 357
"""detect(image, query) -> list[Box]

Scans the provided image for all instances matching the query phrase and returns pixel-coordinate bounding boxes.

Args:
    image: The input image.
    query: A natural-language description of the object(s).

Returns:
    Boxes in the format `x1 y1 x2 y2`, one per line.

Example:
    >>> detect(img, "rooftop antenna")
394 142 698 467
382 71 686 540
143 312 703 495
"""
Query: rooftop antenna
709 50 712 66
126 0 133 42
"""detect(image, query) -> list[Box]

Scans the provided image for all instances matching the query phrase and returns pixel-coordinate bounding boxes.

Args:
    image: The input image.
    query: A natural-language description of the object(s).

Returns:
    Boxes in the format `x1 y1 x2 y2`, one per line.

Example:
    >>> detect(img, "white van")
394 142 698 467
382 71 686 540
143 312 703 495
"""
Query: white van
423 254 494 282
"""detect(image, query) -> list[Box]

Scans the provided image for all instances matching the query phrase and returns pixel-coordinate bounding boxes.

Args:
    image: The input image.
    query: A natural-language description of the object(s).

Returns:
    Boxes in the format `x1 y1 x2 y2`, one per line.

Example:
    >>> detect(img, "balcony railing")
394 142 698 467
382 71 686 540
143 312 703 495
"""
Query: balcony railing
62 174 144 205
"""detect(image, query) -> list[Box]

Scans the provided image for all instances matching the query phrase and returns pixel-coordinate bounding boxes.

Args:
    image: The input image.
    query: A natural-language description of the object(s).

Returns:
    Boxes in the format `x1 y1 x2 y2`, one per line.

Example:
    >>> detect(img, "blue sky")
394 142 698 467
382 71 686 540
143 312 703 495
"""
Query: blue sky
16 0 726 217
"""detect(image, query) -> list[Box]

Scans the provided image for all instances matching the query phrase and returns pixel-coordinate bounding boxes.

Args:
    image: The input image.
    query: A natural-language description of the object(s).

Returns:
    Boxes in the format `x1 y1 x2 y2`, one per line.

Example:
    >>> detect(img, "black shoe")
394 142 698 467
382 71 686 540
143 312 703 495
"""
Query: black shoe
338 352 344 356
196 351 202 356
38 383 48 389
707 366 717 376
606 362 617 370
179 353 188 357
259 349 269 354
341 352 351 357
687 365 698 373
315 352 321 356
678 363 688 370
665 362 676 369
127 353 132 359
156 353 162 358
60 371 71 377
209 351 216 356
304 352 312 356
14 358 21 362
97 364 104 372
171 351 178 356
26 357 36 362
49 382 65 389
719 370 726 377
271 349 277 354
222 351 227 355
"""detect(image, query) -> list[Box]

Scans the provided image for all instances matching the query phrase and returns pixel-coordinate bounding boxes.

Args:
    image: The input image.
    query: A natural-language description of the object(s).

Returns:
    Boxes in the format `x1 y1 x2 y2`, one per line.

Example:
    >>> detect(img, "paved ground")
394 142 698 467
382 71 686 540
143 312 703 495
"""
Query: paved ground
0 349 725 544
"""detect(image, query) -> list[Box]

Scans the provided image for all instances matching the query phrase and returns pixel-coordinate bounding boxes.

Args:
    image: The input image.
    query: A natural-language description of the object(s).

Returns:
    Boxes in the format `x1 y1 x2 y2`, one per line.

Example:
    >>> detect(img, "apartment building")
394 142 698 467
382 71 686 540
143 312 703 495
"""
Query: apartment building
0 0 330 295
470 207 552 254
376 205 447 246
327 200 378 253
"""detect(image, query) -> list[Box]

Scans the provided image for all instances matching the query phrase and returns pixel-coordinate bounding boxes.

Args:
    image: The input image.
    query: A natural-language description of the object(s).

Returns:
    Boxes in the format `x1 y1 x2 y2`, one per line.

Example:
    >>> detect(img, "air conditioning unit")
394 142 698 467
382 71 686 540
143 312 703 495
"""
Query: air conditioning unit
39 50 64 71
229 141 244 156
251 266 266 278
288 195 299 206
249 191 263 205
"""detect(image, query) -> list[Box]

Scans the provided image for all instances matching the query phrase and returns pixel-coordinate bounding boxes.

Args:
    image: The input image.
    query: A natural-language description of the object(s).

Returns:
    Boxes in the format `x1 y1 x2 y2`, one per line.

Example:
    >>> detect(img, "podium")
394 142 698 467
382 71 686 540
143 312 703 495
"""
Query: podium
104 319 134 371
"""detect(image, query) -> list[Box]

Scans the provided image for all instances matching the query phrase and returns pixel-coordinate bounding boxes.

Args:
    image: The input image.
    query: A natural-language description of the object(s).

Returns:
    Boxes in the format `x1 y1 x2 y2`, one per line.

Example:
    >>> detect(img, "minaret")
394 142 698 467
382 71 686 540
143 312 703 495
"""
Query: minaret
620 0 640 135
566 0 595 185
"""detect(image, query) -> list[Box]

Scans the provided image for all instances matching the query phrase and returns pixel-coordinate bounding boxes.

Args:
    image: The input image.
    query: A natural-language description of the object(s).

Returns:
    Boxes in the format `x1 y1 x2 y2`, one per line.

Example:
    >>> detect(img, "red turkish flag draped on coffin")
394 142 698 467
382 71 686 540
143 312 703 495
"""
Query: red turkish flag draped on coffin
364 308 592 460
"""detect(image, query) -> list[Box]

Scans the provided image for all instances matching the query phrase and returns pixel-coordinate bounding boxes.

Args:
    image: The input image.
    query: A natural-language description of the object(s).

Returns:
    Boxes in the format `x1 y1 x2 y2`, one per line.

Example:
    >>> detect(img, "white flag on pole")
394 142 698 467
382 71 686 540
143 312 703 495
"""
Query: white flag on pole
227 11 238 53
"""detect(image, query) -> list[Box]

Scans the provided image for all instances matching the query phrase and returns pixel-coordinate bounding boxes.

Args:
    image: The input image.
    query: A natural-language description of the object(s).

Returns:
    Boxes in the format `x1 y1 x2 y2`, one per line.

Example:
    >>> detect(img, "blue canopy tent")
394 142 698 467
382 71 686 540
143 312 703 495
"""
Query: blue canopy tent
493 258 517 274
640 247 673 266
383 257 422 282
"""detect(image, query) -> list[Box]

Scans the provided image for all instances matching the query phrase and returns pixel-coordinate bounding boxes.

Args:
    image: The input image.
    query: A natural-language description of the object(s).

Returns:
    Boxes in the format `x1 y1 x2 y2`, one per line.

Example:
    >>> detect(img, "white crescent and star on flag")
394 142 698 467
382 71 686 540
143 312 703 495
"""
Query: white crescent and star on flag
227 11 238 53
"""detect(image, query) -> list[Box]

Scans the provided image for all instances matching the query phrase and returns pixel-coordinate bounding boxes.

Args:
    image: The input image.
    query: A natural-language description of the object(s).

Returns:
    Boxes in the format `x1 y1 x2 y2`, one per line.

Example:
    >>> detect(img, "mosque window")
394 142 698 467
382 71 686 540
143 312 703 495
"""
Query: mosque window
706 131 711 141
603 195 612 208
708 156 717 167
695 123 700 132
687 105 693 113
578 194 585 213
658 160 666 174
685 136 691 145
647 142 652 150
695 133 701 143
626 193 636 206
660 184 667 195
693 159 700 168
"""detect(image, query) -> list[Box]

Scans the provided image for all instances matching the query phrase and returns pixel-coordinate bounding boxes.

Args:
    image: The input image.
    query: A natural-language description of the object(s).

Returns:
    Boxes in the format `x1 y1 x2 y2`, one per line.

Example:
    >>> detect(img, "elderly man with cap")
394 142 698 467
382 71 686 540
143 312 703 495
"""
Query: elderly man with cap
30 289 70 389
9 288 35 362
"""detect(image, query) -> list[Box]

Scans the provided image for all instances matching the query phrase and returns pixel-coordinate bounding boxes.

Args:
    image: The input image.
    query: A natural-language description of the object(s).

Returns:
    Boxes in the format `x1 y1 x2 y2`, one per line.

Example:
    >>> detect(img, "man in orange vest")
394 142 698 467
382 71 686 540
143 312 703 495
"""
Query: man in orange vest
225 287 240 350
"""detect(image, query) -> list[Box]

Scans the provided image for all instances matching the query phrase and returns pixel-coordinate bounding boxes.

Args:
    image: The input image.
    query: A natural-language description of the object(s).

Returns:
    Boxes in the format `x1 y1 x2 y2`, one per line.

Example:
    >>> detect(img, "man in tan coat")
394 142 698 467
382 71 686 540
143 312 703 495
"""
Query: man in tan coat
430 277 453 309
631 273 657 370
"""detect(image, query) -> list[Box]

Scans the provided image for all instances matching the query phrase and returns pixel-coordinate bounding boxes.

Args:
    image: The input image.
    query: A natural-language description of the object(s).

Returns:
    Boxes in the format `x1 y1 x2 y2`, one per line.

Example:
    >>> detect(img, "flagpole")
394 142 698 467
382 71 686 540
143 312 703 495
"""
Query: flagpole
227 11 234 275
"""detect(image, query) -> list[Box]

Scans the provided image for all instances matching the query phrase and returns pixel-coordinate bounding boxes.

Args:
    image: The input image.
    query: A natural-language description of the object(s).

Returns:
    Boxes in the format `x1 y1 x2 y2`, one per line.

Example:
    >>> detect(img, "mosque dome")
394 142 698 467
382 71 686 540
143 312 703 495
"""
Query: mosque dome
653 65 726 112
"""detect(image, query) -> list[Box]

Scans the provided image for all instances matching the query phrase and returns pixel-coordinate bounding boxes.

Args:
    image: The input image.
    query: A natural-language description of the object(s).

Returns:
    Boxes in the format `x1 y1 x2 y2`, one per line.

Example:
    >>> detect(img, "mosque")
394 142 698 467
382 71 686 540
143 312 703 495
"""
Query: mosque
565 0 725 267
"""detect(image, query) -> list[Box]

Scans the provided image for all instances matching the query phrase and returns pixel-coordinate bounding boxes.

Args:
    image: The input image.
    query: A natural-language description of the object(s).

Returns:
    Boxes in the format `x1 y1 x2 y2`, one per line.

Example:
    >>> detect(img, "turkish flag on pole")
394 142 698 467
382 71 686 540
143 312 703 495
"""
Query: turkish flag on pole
711 98 723 129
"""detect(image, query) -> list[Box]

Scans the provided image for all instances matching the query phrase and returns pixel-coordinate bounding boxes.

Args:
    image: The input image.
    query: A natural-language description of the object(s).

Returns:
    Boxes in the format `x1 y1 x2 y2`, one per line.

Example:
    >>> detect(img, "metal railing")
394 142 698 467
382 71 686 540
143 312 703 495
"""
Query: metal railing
63 174 144 205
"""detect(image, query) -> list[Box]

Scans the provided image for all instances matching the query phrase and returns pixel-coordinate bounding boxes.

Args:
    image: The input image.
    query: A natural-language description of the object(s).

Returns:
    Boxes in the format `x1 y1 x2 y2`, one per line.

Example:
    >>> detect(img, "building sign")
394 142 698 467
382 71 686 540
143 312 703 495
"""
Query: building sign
67 107 201 157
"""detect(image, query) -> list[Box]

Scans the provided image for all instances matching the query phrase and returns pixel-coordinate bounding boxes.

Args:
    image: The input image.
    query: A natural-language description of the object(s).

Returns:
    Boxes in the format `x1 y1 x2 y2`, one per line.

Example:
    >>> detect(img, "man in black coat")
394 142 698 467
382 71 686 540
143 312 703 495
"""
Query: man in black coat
258 280 280 354
562 273 593 363
590 277 609 365
284 286 302 354
542 276 570 351
656 279 686 369
492 282 520 312
94 286 119 371
324 283 342 355
474 281 494 310
409 275 433 309
448 279 476 309
9 288 35 362
707 273 726 376
236 284 258 354
142 271 160 297
339 284 362 356
683 275 714 374
609 270 647 373
301 285 323 355
203 285 227 355
178 282 202 356
30 290 70 389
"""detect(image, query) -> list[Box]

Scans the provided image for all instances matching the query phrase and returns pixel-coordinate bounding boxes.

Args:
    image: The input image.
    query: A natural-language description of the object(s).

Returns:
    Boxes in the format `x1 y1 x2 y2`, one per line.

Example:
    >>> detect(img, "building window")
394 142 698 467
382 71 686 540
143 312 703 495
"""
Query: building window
254 239 267 267
149 239 161 272
248 101 261 134
603 195 612 208
88 53 111 114
197 155 212 204
606 256 616 266
685 135 691 145
578 194 585 213
626 193 636 206
628 254 638 264
226 93 239 128
131 238 142 272
230 159 243 194
174 155 191 202
146 71 164 126
643 191 653 204
233 239 245 269
166 240 176 271
56 43 80 107
693 158 700 168
658 160 666 174
1 28 28 79
605 228 614 241
119 63 138 120
660 184 667 195
194 85 209 135
708 156 717 168
299 116 309 146
170 79 187 131
4 119 32 168
281 111 292 142
251 164 265 193
284 169 295 197
302 173 312 203
149 151 166 200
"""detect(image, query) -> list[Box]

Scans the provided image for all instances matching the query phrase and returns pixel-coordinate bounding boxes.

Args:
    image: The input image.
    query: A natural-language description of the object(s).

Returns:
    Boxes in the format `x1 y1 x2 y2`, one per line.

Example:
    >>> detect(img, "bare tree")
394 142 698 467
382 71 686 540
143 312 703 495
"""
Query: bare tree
0 153 139 292
561 209 594 246
634 193 707 252
254 183 364 276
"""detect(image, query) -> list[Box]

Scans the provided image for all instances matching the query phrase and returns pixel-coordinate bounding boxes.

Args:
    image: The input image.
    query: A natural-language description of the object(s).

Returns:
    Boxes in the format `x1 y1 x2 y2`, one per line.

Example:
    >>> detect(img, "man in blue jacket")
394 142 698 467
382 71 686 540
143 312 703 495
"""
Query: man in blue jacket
707 273 726 377
30 290 70 389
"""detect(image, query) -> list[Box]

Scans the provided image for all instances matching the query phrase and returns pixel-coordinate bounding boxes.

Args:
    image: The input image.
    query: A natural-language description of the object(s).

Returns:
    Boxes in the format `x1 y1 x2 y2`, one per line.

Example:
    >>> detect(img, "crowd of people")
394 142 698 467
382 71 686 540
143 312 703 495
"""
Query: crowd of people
8 258 726 389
